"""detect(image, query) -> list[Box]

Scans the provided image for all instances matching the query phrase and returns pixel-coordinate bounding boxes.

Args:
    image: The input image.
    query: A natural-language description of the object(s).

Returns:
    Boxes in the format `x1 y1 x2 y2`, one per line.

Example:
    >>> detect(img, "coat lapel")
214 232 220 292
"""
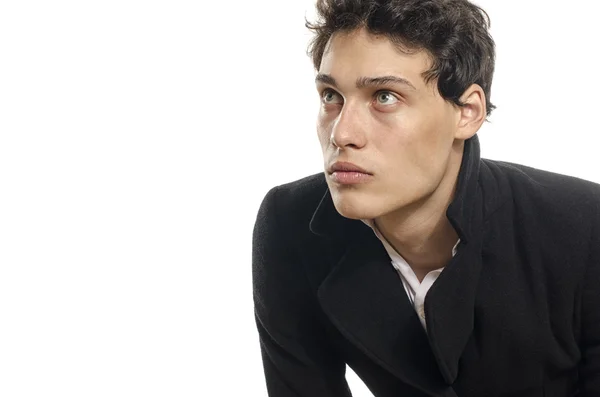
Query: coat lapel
424 230 483 385
316 223 458 396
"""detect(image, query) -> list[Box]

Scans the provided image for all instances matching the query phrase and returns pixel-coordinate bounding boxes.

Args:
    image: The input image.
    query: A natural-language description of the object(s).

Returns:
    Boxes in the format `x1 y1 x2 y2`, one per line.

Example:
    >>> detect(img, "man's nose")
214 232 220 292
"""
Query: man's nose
330 103 367 149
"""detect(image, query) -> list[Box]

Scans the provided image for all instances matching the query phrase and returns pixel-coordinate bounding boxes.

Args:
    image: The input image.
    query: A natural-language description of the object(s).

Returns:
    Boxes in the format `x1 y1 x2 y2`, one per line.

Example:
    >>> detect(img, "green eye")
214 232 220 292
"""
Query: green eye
376 91 398 105
322 89 341 104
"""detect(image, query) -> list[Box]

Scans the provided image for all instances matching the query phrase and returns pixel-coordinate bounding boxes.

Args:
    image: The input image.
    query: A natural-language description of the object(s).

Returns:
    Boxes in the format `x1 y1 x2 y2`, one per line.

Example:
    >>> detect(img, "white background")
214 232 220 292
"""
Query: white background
0 0 598 396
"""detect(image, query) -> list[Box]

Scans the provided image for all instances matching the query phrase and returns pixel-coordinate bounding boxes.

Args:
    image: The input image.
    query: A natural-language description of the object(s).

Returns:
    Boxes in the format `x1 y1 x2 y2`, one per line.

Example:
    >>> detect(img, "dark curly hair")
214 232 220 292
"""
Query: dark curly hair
306 0 496 119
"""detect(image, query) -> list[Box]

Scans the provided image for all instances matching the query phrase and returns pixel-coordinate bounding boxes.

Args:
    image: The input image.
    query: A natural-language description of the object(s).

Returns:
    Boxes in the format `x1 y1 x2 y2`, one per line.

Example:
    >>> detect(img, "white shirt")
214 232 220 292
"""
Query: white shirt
362 219 460 330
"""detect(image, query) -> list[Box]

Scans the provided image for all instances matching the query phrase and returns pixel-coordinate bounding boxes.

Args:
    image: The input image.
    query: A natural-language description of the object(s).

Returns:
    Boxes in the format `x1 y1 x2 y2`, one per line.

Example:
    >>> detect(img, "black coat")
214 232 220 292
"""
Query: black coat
252 135 600 397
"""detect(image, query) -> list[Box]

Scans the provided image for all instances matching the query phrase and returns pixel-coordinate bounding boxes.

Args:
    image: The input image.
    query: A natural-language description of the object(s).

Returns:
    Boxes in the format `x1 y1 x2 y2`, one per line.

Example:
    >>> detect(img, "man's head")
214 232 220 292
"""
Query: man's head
306 0 495 221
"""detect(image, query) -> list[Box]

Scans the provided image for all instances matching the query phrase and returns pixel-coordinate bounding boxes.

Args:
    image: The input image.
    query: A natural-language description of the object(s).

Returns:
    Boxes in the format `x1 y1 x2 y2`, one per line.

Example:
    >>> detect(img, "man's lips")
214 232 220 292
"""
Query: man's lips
328 161 372 175
327 161 373 185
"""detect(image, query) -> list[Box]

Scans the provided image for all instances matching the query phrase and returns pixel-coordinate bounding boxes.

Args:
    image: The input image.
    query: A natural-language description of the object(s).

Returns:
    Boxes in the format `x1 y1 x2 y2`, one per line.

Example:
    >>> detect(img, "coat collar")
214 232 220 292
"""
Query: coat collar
309 135 486 394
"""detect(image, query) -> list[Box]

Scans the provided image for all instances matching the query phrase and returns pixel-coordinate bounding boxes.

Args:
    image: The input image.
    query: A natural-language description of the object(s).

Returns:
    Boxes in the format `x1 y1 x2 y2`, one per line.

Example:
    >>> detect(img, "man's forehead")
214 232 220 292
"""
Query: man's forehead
323 28 424 57
319 31 432 87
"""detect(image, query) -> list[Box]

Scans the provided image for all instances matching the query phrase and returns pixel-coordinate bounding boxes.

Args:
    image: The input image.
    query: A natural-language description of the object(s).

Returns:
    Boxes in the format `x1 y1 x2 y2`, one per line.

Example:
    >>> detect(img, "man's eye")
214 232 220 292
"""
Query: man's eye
376 91 399 105
322 90 342 104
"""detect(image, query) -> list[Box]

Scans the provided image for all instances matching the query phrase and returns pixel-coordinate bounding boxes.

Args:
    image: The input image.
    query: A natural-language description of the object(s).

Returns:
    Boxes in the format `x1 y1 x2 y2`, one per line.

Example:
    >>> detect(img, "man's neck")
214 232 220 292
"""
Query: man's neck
374 144 463 280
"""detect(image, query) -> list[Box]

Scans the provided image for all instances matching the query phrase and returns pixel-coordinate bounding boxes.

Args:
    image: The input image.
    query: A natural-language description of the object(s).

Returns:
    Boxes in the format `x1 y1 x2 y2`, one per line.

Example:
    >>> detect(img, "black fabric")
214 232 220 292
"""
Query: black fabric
252 135 600 397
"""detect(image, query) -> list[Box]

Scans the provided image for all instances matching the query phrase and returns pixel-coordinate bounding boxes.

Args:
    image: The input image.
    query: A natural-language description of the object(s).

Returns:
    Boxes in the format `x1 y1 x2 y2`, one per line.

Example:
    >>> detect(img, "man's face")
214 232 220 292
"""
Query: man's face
316 28 463 220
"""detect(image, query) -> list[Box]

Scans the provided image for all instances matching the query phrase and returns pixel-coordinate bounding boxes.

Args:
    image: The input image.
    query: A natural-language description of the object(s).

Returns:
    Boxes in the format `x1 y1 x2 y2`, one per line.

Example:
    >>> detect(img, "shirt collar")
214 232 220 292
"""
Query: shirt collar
361 218 460 257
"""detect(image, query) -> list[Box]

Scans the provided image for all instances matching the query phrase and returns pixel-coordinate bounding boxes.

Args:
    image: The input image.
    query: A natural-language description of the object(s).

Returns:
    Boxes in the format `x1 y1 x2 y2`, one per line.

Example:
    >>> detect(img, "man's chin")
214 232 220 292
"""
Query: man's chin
330 195 380 221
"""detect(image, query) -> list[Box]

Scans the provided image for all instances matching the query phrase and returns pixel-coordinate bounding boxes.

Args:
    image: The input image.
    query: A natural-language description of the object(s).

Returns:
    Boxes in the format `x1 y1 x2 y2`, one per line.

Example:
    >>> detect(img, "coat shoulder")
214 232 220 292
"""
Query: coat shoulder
256 172 328 238
481 159 600 271
273 172 328 210
482 158 600 214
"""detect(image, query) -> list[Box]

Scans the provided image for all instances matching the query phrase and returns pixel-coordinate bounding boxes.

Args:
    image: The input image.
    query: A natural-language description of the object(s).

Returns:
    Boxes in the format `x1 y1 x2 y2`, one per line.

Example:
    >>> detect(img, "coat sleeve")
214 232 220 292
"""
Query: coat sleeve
579 199 600 395
252 186 352 397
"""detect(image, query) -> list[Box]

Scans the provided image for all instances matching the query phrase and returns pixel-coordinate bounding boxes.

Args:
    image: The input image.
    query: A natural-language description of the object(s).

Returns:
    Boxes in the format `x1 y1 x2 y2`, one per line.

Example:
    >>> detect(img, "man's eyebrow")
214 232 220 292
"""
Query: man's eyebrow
357 76 417 90
315 73 416 91
315 73 338 87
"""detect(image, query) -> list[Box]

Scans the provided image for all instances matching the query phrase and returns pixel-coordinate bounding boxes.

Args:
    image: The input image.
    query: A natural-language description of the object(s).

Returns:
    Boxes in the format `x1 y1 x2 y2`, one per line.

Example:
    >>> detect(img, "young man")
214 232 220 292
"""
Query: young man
252 0 600 396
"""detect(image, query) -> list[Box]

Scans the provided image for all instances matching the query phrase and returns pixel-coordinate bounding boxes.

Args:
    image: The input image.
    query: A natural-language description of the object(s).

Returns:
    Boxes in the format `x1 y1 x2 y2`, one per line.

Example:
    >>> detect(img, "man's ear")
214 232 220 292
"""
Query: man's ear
455 84 487 140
